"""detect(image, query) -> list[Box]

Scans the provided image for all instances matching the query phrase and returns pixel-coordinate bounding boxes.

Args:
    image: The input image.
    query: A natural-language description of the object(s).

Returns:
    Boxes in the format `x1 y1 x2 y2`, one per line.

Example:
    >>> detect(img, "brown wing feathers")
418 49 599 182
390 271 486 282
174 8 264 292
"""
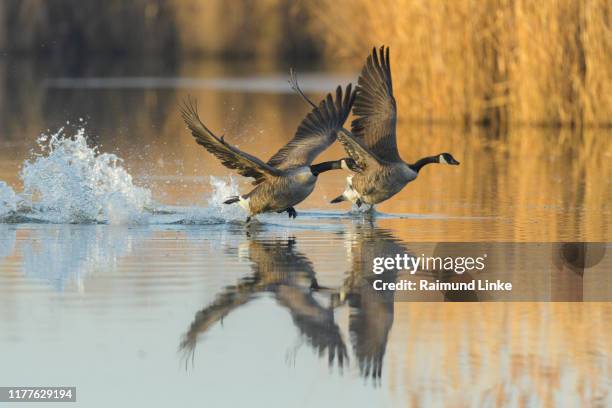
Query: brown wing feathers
180 98 280 185
351 46 400 163
266 84 355 169
181 81 355 182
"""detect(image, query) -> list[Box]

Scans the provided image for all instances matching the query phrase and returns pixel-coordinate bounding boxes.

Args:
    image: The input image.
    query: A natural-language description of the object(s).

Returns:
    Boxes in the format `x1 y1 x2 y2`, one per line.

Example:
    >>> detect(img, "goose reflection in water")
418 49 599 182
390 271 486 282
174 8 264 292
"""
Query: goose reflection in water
332 224 400 382
179 232 348 369
179 223 478 381
334 224 480 382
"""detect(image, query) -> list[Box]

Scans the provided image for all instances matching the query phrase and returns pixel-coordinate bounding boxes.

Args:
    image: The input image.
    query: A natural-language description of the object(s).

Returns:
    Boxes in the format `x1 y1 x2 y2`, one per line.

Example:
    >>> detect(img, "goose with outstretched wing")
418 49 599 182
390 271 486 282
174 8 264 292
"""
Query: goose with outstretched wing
181 84 355 223
290 47 459 211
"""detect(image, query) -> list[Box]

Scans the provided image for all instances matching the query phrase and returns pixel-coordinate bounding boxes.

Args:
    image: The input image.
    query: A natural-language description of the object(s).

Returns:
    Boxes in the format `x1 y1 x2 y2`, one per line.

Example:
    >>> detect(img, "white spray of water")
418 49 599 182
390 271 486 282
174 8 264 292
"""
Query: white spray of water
19 128 152 224
0 181 17 217
206 176 245 219
0 127 291 225
176 176 246 224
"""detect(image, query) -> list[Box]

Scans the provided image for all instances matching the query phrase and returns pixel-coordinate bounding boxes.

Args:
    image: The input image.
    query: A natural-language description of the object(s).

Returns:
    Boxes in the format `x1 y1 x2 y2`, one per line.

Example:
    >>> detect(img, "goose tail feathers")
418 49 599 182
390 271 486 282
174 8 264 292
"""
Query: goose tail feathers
223 196 240 205
330 195 346 204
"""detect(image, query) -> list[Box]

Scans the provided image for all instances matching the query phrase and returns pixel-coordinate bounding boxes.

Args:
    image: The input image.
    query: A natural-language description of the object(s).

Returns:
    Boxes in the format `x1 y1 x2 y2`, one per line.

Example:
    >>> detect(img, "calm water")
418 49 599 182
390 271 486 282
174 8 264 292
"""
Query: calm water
1 58 611 407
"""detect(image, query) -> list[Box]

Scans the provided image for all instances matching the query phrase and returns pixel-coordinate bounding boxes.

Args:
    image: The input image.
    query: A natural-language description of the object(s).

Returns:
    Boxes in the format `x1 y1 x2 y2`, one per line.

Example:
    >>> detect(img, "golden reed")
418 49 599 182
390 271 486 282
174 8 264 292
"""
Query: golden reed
2 0 609 127
308 0 611 128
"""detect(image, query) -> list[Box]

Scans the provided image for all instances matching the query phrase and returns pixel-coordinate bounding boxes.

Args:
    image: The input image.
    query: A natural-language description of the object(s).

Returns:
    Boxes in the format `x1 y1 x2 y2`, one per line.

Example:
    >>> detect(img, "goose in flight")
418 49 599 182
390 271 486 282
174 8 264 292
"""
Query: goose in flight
181 84 355 223
290 47 459 211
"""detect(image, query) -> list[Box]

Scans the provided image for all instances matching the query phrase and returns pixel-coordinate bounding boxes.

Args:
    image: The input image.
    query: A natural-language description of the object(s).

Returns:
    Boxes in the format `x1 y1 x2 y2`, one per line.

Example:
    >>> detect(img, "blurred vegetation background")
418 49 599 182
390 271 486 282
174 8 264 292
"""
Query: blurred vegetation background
0 0 610 128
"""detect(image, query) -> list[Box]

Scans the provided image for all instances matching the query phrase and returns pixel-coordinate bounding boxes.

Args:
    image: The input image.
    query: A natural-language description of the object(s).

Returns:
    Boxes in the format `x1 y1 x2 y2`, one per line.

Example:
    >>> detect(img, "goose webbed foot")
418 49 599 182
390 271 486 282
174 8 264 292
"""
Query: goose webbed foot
276 207 297 218
286 207 298 219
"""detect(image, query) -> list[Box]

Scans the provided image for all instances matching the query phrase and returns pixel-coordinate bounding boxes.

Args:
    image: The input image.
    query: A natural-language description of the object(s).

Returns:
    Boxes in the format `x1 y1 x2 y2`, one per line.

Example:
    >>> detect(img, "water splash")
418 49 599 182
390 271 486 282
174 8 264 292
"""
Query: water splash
0 127 252 225
206 176 245 219
19 128 151 224
168 176 246 224
0 181 17 218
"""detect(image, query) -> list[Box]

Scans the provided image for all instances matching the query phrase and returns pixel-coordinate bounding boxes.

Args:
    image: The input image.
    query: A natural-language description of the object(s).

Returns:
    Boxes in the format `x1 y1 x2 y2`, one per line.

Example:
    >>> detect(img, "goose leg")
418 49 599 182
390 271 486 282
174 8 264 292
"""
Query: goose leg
276 207 297 219
276 207 298 219
287 207 297 219
245 216 252 224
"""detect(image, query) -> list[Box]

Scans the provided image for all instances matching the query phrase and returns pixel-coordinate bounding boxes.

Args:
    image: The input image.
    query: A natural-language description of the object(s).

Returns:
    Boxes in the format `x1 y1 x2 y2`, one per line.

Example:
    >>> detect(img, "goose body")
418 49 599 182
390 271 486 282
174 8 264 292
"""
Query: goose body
181 84 355 222
242 166 317 214
343 162 417 206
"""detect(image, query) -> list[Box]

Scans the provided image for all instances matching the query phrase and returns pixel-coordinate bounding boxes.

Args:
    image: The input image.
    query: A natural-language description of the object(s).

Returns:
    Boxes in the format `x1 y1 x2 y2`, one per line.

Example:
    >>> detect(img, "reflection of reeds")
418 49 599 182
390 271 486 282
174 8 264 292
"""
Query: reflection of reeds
3 1 609 126
1 0 179 57
388 303 612 406
309 0 611 127
0 0 319 59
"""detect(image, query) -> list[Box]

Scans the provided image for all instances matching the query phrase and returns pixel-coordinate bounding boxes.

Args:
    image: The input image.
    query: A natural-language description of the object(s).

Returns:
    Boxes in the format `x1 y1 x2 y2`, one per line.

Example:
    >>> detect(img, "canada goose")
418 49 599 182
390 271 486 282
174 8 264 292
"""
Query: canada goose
181 84 355 223
290 47 459 211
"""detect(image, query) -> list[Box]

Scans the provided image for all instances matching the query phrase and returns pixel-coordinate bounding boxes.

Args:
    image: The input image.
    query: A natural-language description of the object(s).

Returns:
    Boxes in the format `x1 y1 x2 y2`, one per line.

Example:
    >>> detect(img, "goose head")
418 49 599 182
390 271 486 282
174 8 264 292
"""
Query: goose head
437 153 460 165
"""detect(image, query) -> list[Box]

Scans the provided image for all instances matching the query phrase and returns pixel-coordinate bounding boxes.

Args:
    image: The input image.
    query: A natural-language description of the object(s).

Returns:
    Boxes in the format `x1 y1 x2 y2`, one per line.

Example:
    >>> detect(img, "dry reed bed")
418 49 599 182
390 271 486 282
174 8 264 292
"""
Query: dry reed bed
388 303 612 406
2 0 609 126
309 0 611 127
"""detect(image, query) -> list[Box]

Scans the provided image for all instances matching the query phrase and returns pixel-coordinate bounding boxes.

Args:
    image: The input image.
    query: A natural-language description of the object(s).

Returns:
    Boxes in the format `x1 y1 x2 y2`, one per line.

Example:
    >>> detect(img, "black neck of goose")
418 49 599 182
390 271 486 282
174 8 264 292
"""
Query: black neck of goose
310 160 342 176
408 156 439 173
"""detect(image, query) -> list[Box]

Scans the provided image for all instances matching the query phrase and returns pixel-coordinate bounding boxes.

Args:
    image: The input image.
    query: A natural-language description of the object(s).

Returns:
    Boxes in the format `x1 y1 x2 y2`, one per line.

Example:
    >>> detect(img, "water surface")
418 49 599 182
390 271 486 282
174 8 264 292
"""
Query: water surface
0 58 611 407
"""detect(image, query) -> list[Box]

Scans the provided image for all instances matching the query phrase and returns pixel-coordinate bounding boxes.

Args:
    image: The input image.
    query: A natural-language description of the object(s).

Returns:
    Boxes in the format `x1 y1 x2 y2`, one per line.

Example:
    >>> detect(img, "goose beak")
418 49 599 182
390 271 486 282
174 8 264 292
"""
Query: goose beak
449 158 460 165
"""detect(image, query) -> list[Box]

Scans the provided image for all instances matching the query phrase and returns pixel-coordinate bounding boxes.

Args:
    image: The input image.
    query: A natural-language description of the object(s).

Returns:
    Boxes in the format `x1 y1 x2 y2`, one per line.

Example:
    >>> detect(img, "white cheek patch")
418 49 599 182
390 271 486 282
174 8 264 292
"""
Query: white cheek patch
439 154 448 164
341 159 349 170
